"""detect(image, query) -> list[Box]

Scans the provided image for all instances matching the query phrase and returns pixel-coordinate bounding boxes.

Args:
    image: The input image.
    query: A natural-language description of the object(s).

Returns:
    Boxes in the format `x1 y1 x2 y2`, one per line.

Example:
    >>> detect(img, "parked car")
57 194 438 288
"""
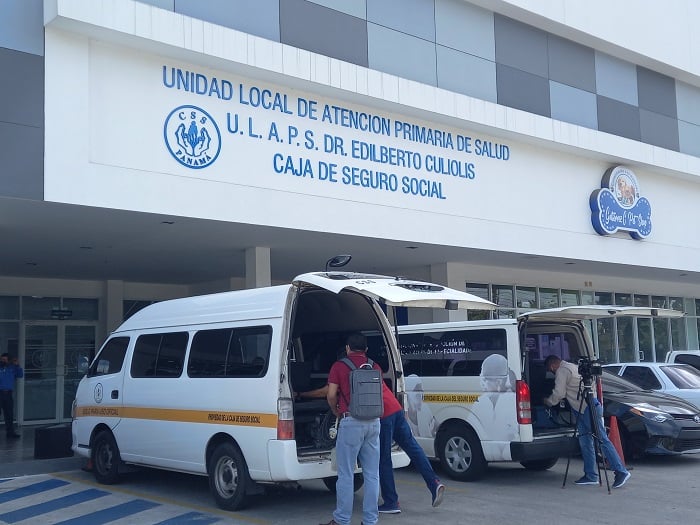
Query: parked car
604 362 700 409
665 350 700 372
600 371 700 459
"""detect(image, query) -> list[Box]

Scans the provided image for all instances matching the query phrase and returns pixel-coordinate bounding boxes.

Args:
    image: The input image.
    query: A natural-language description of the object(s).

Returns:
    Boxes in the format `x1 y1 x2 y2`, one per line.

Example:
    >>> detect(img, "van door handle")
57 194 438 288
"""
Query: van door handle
111 390 119 399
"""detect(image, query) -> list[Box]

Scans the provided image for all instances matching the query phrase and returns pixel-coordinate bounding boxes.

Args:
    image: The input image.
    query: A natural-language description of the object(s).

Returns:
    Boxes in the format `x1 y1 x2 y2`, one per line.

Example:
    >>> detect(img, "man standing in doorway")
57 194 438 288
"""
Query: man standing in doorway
0 352 24 438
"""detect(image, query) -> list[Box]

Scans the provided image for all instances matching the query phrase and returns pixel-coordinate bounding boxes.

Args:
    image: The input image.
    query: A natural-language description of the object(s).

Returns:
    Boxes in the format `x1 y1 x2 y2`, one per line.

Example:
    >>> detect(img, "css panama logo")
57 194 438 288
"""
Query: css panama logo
590 166 652 239
164 105 221 169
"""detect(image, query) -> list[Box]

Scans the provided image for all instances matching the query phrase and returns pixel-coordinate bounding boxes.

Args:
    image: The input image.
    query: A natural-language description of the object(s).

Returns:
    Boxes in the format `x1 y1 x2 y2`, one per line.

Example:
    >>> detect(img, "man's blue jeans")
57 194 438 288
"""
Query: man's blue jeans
574 399 628 479
333 416 380 525
379 410 439 507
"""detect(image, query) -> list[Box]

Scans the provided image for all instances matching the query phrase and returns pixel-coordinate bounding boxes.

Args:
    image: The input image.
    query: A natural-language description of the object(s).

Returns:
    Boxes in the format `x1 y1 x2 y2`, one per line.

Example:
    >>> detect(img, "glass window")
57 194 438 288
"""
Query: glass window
62 298 99 321
615 293 632 306
88 337 129 377
670 297 684 312
595 291 613 305
660 365 700 389
22 296 61 320
671 317 686 351
131 332 188 378
633 294 650 307
651 296 667 308
397 328 507 378
653 318 670 362
188 326 272 378
597 318 615 364
0 322 19 358
637 318 652 361
560 290 580 306
539 288 559 308
617 317 635 362
620 366 662 390
581 291 594 306
516 287 536 309
465 283 492 320
493 285 514 308
0 296 19 320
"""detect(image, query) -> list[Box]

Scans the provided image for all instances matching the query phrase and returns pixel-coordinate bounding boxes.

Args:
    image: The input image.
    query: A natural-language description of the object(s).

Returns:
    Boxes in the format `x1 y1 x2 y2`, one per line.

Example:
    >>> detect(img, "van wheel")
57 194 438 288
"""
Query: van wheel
436 425 487 481
92 431 121 485
208 442 250 511
322 473 364 493
520 458 558 471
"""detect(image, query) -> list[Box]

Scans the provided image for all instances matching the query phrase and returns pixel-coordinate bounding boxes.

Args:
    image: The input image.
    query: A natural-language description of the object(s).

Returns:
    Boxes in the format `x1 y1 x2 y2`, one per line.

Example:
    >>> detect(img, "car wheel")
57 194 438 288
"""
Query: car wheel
322 473 364 493
92 431 121 485
436 424 487 481
520 457 558 471
208 442 250 511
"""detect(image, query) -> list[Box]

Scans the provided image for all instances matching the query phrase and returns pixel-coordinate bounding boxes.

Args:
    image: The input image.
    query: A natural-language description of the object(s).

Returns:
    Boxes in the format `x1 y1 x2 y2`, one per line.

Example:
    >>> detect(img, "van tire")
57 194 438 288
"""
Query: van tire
208 442 249 511
92 431 121 485
436 425 487 481
520 458 558 471
322 473 364 493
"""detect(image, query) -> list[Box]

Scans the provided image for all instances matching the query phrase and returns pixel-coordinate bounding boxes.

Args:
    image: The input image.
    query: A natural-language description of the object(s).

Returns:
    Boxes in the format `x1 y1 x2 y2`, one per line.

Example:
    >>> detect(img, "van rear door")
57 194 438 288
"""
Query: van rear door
519 305 684 321
292 272 496 310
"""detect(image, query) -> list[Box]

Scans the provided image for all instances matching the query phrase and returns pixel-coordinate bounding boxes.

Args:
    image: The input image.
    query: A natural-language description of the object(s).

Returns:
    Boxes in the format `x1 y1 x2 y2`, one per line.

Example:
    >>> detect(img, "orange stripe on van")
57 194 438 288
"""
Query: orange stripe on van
75 405 277 428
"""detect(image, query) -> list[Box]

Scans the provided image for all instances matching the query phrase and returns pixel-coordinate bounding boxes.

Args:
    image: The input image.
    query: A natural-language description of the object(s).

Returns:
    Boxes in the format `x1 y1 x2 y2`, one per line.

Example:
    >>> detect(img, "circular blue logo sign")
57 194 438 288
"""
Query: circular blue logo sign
164 105 221 169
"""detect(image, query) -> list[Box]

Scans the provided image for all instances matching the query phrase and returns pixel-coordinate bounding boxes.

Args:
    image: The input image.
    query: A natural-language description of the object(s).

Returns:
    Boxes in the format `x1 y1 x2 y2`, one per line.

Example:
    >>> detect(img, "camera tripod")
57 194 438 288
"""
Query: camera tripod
562 376 612 493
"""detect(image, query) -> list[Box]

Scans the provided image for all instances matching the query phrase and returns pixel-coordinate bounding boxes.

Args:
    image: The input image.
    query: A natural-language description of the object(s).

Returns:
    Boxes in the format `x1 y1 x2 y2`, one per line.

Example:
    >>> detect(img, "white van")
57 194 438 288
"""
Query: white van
384 306 683 481
72 271 492 510
665 350 700 372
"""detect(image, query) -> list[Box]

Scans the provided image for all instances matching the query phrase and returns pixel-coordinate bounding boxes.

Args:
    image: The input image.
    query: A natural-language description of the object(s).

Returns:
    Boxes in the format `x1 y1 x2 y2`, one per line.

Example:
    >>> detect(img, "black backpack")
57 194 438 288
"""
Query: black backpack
340 357 384 420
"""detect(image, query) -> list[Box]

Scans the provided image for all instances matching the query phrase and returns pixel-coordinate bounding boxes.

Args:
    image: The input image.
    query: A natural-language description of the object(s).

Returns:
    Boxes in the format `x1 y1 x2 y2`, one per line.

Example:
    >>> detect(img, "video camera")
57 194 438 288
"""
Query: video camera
577 356 603 383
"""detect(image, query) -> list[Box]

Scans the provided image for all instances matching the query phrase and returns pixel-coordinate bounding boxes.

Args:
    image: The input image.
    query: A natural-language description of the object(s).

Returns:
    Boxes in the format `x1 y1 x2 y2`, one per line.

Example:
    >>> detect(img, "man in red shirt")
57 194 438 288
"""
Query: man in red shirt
321 333 381 525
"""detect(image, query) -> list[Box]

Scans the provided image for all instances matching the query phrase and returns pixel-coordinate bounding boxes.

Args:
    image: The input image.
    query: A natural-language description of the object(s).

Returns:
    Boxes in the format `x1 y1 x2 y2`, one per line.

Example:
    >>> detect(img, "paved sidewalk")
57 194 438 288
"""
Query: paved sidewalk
0 426 84 479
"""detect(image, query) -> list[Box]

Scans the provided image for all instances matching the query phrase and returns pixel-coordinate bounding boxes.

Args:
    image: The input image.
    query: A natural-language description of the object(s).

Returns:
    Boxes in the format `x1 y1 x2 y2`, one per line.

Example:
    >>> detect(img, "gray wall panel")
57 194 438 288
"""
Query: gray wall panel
437 46 496 102
175 0 280 42
435 0 494 60
550 81 597 129
0 122 43 199
595 52 638 105
494 15 548 78
637 66 677 118
548 35 595 92
305 0 366 19
136 0 174 10
640 109 679 150
679 121 700 157
281 0 368 67
0 0 43 56
496 64 550 117
676 81 700 126
0 48 44 127
367 0 435 41
368 23 436 86
597 96 640 141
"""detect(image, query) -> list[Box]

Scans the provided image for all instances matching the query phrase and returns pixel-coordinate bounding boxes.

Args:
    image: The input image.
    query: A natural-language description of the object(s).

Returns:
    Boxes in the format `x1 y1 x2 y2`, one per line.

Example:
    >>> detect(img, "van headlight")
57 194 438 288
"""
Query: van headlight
629 403 672 423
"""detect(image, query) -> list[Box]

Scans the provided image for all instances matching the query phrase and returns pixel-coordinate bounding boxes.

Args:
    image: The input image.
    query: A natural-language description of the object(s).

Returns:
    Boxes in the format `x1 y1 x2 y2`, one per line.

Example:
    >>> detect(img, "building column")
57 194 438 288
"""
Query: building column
430 262 468 323
103 279 124 340
245 247 271 289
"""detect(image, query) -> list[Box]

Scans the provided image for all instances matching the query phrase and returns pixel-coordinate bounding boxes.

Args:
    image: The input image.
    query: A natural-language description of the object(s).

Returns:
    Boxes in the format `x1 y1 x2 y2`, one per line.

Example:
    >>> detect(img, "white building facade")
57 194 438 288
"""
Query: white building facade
1 0 699 426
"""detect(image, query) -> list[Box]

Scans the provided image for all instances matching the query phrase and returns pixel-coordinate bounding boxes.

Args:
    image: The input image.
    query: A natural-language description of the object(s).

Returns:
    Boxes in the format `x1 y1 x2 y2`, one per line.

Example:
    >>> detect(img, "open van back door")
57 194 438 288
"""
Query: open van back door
292 272 496 310
518 305 684 321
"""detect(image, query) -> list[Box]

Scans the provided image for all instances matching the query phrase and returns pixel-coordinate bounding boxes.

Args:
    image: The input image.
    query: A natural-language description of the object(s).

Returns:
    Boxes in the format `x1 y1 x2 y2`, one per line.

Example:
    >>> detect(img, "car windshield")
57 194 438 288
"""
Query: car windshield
660 365 700 389
600 370 643 393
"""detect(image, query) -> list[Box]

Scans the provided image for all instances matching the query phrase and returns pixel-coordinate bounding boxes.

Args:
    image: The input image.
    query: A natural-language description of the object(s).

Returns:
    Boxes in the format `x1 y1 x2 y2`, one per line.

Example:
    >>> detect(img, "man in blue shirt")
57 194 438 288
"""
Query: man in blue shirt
0 352 24 438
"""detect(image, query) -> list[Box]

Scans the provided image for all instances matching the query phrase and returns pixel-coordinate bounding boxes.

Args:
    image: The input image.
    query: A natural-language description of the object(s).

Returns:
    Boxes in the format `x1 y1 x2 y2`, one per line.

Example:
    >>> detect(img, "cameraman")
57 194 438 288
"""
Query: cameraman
543 355 630 489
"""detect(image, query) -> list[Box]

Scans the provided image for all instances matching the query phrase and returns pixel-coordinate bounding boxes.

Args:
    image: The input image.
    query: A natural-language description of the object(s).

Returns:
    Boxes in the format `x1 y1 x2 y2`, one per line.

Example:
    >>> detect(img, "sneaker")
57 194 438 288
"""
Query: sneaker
574 475 598 485
378 503 401 514
430 481 445 508
612 471 631 489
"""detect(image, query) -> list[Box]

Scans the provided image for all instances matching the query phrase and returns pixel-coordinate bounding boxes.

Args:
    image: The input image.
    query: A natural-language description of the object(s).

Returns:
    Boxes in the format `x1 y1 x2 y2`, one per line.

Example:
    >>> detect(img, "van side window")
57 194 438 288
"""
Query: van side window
88 337 130 377
399 329 507 377
131 332 189 378
188 326 272 378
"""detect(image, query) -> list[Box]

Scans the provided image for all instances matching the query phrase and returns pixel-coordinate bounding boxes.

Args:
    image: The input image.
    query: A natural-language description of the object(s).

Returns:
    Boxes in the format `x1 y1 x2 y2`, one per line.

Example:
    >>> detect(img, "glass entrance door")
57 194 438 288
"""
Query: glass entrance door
21 323 96 424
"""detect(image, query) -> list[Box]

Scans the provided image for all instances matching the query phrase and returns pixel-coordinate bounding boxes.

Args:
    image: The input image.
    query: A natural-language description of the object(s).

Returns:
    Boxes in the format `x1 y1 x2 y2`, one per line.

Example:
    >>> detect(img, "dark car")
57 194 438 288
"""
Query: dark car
600 370 700 458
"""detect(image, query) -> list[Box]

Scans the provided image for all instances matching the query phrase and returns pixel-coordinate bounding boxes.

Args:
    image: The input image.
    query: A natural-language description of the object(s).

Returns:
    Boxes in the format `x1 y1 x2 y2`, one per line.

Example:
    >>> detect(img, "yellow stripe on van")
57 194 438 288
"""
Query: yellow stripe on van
75 406 277 428
422 393 479 404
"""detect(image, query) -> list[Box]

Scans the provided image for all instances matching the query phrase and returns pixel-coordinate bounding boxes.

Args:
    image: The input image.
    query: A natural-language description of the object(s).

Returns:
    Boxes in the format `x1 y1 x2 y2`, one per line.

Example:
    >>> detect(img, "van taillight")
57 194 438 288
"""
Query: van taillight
277 398 294 440
515 380 532 424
